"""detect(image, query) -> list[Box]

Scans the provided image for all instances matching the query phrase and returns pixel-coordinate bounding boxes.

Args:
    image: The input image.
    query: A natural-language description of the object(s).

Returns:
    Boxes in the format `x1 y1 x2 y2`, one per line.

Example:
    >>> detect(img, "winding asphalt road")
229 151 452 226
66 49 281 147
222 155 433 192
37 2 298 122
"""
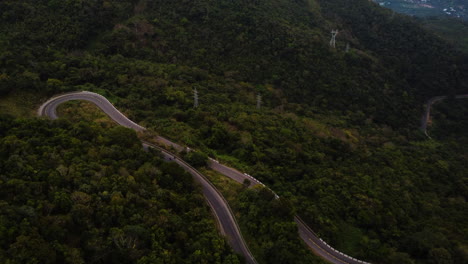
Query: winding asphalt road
421 94 468 137
39 91 256 264
144 142 256 263
39 91 370 264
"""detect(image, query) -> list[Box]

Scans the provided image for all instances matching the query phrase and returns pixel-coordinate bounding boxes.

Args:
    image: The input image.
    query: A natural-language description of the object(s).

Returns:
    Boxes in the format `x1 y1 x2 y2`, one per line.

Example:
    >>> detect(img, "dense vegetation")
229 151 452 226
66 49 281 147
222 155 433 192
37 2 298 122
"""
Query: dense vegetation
236 187 322 264
0 116 242 264
1 0 467 128
201 168 328 264
429 98 468 142
419 17 468 54
57 99 328 264
153 100 468 263
1 0 467 263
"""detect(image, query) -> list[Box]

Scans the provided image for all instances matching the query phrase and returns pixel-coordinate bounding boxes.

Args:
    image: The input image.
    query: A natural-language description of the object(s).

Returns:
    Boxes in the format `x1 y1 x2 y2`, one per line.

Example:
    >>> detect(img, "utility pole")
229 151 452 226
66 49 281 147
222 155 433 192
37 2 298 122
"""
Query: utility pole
256 94 262 109
330 30 338 48
346 42 350 53
193 88 199 108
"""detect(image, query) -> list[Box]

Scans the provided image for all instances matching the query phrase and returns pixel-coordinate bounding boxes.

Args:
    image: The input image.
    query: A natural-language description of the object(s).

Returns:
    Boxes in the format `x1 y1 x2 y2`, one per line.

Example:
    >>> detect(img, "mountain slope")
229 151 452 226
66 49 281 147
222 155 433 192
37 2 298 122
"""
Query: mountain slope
2 0 467 127
0 116 241 264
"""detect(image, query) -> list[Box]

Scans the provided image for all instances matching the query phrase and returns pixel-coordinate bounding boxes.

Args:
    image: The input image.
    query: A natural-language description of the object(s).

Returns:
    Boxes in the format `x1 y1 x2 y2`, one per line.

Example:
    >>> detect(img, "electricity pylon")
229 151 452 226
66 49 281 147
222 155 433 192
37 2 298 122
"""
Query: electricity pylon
256 94 262 109
330 30 338 48
193 88 199 108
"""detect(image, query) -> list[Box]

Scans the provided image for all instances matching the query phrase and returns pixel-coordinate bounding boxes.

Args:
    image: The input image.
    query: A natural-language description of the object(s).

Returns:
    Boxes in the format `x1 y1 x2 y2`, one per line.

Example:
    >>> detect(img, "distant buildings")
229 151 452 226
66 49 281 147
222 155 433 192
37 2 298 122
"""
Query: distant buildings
373 0 467 19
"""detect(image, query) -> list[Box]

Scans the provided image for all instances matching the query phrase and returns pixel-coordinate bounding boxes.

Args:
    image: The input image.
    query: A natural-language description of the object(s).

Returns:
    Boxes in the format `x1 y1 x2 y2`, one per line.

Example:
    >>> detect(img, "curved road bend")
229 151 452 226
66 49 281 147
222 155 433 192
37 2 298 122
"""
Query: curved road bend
38 91 146 131
38 92 256 264
39 91 370 264
209 157 369 263
39 92 189 151
421 94 468 137
295 217 368 264
143 142 256 264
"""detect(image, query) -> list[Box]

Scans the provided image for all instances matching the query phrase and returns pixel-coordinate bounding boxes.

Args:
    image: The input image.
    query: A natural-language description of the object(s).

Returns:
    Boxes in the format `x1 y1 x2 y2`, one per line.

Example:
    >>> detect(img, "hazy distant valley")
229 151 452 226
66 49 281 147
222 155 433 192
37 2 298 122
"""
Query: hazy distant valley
374 0 467 19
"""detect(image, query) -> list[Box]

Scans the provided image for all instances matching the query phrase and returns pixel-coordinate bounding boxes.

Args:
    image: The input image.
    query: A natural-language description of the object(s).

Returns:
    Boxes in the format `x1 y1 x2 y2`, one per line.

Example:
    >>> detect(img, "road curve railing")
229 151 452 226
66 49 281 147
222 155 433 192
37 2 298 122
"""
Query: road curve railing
421 94 468 138
295 216 370 264
38 91 370 264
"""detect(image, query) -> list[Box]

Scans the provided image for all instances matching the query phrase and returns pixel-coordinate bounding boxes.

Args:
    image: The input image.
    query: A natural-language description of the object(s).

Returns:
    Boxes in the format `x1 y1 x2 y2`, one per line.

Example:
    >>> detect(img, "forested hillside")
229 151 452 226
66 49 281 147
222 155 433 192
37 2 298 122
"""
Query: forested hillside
1 0 467 263
429 97 468 142
1 0 467 128
419 17 468 54
0 116 241 264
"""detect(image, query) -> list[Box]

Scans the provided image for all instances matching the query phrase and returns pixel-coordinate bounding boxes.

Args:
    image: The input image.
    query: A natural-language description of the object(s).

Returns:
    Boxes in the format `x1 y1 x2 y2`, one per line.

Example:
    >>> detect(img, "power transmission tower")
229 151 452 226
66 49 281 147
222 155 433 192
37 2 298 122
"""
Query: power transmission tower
256 94 262 109
193 88 199 108
330 30 338 48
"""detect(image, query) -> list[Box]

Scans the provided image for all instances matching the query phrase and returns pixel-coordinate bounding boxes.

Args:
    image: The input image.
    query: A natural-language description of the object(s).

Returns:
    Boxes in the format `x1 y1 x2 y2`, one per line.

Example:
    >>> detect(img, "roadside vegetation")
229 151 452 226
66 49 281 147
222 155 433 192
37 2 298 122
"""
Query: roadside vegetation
0 90 43 117
56 100 116 128
201 169 327 264
0 116 242 264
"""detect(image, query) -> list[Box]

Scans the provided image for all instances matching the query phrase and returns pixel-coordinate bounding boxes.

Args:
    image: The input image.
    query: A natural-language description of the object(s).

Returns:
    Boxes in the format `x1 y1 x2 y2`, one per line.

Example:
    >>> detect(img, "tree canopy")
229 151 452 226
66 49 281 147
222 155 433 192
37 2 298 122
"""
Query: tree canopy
0 116 242 264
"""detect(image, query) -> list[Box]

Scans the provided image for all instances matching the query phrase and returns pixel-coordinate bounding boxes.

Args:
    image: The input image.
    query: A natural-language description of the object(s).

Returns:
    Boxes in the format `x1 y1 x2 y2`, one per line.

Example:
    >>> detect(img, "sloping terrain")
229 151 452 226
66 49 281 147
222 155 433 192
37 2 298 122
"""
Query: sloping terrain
0 116 241 263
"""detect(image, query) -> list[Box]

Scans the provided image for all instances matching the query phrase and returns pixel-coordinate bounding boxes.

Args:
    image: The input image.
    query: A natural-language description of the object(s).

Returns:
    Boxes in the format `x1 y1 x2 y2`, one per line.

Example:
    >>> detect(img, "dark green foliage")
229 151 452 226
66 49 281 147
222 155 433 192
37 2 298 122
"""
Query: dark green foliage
184 151 209 168
0 116 241 264
1 0 467 128
235 187 324 264
430 98 468 142
419 17 468 54
106 126 140 148
171 104 467 263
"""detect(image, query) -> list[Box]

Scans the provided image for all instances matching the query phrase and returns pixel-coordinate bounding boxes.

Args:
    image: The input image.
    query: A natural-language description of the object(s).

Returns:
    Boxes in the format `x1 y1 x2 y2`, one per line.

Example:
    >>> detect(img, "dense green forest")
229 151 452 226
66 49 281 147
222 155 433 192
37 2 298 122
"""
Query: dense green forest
235 187 323 264
418 17 468 54
0 116 242 264
58 100 329 264
201 168 327 264
429 98 468 142
1 0 467 127
1 0 468 263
